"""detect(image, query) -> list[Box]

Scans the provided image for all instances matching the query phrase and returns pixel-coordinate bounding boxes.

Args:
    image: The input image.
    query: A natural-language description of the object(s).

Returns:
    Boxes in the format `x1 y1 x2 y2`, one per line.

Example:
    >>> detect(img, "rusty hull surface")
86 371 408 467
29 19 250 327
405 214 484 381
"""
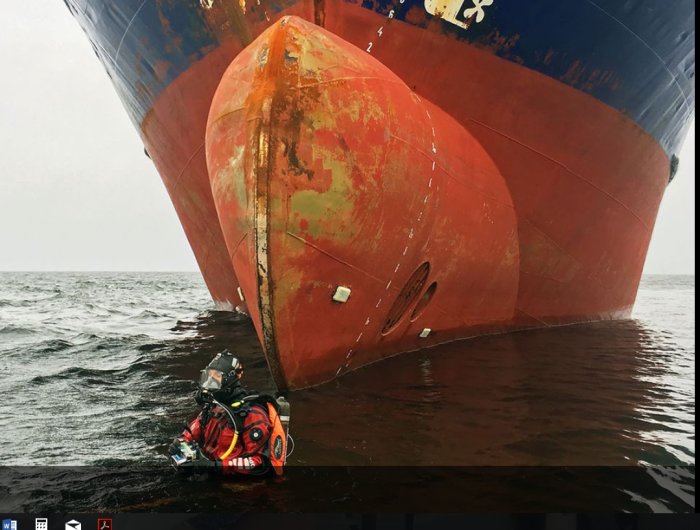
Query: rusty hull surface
207 17 520 389
63 1 687 391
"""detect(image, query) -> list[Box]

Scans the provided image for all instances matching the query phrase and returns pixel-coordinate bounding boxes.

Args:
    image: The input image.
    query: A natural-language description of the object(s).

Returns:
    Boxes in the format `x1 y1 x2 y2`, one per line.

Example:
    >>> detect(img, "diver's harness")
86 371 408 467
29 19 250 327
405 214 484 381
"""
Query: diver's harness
196 392 292 468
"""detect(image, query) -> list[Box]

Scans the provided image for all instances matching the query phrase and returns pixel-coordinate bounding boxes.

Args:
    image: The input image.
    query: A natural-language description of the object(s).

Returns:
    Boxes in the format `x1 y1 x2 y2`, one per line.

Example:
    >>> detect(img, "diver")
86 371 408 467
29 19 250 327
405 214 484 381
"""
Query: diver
168 351 290 476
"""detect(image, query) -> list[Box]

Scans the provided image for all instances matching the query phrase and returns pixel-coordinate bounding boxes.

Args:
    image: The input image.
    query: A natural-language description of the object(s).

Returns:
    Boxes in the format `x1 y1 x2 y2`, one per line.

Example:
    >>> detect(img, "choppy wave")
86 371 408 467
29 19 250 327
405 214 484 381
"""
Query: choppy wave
0 324 38 336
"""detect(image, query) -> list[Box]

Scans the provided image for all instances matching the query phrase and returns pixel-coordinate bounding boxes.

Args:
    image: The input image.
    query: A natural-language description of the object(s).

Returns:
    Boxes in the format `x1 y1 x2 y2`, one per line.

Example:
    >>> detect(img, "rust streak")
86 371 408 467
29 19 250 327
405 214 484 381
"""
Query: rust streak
173 141 205 186
313 0 326 26
285 231 384 283
229 231 249 259
207 105 246 128
297 76 405 89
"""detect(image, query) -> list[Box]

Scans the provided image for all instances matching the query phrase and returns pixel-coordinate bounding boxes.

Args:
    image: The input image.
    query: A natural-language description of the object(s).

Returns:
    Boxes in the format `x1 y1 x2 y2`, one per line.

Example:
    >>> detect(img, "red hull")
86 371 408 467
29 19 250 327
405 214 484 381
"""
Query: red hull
139 6 668 390
207 17 520 388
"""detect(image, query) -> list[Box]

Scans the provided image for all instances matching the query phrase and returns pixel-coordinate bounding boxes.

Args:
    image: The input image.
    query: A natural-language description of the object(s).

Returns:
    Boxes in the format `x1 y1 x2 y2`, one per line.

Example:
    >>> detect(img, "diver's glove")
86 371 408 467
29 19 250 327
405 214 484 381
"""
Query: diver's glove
168 438 183 456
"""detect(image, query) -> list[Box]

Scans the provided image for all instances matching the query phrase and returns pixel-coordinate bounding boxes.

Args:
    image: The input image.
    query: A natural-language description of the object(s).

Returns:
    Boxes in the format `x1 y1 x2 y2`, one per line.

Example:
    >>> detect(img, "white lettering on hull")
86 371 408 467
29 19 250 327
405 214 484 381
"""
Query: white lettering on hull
424 0 495 30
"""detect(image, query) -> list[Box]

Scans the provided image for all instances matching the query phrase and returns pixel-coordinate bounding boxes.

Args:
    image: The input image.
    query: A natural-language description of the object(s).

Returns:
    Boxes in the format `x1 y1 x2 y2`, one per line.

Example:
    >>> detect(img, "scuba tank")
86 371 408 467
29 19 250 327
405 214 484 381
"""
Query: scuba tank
276 396 291 439
264 395 291 471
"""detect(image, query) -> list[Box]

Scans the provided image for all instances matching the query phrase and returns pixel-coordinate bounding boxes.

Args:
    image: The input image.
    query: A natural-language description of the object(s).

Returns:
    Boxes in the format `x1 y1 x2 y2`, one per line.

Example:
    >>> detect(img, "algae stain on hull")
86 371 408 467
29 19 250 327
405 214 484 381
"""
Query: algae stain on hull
212 146 247 204
289 158 359 241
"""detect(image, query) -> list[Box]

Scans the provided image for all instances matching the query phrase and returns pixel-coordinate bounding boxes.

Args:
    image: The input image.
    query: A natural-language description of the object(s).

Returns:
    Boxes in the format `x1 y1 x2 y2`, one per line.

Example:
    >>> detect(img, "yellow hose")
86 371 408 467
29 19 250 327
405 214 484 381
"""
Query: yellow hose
219 431 239 460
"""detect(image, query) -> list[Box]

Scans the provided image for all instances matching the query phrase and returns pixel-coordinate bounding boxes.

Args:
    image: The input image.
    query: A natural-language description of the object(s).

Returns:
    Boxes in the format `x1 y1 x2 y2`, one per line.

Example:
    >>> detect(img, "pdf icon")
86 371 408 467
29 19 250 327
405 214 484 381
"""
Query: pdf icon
97 519 112 530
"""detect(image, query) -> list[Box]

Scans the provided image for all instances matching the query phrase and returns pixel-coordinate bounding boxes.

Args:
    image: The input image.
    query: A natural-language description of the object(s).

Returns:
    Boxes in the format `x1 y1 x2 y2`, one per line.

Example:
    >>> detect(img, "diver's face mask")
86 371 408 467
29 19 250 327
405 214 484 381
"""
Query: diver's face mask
199 368 224 390
196 352 244 406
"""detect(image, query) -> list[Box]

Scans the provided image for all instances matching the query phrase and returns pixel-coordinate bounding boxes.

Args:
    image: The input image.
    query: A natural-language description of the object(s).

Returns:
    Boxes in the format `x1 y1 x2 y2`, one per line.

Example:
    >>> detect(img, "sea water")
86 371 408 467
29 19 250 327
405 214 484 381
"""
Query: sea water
0 273 693 512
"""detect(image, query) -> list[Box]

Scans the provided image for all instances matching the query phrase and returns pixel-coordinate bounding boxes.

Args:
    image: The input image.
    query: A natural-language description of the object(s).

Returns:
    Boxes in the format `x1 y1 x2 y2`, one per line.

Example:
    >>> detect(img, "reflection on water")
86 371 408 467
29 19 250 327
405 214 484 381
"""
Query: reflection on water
0 273 693 512
290 319 693 467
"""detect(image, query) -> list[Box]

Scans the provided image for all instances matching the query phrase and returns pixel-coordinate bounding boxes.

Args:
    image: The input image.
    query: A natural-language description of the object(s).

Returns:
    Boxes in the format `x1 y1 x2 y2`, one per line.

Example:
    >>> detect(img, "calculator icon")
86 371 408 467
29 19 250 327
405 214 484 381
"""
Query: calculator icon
36 519 49 530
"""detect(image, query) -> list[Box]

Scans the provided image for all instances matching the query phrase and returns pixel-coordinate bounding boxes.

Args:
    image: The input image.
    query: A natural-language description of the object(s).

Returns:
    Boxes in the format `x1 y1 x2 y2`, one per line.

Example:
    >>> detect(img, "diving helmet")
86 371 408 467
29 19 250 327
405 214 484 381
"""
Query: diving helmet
197 351 245 402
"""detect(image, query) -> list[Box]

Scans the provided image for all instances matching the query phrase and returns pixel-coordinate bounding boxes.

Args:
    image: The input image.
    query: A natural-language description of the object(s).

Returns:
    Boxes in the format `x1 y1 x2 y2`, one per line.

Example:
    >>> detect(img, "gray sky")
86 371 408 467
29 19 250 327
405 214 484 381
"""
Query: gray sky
0 1 694 273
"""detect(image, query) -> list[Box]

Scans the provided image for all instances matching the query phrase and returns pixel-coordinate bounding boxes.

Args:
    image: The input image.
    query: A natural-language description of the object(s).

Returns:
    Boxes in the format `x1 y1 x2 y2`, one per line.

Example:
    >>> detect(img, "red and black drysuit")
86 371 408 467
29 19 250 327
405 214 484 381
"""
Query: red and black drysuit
176 395 274 476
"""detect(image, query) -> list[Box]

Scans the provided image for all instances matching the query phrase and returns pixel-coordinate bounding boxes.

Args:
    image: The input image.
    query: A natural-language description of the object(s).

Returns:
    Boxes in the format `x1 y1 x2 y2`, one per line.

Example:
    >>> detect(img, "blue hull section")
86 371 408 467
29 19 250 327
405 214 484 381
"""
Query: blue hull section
63 0 694 155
